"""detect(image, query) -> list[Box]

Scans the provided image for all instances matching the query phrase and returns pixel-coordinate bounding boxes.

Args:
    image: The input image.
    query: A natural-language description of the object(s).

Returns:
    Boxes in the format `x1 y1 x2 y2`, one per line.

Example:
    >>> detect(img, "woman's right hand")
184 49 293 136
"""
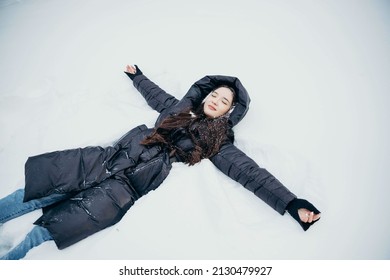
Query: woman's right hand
125 65 137 74
124 65 143 81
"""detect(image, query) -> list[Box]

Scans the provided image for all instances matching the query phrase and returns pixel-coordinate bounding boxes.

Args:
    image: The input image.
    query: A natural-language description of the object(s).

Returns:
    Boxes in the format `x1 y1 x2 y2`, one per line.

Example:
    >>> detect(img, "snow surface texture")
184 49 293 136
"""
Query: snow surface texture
0 0 389 260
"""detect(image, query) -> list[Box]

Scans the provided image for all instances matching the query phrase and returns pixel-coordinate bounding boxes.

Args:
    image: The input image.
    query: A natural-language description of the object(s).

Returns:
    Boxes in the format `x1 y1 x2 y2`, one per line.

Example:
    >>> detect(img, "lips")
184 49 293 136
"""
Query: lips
208 105 216 111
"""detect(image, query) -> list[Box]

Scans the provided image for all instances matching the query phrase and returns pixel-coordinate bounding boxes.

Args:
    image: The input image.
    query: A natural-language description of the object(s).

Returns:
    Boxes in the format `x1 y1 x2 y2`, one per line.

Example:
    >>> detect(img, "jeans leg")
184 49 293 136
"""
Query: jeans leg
0 226 53 260
0 189 70 224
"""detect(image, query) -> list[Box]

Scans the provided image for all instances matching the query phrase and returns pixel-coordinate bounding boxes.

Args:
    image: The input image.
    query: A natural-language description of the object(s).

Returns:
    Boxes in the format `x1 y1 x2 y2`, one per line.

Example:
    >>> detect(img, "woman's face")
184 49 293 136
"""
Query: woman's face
203 87 234 118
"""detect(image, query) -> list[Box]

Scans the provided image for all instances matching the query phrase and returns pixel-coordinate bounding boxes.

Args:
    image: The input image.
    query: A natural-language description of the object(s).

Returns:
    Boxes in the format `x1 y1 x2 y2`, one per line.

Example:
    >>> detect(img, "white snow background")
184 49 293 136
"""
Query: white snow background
0 0 389 260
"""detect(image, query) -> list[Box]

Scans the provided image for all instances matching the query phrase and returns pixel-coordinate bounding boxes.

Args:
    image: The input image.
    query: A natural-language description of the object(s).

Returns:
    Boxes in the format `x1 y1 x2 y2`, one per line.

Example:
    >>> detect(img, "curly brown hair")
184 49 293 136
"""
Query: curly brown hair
141 104 232 165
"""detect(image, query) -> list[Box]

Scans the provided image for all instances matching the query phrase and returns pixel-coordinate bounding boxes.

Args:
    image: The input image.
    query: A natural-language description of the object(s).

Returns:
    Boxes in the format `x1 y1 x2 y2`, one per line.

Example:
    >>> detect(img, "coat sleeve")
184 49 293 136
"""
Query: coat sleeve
127 73 179 113
209 142 297 215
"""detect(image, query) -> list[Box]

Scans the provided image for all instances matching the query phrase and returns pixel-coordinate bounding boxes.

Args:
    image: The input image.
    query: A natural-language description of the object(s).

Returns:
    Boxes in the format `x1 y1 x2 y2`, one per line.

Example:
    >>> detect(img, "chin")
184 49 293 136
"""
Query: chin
204 110 215 118
203 105 219 118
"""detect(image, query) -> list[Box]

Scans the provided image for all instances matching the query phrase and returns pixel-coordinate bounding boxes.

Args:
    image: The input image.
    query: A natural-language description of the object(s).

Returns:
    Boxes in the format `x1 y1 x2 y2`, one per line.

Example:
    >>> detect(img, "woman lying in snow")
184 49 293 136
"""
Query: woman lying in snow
0 65 321 259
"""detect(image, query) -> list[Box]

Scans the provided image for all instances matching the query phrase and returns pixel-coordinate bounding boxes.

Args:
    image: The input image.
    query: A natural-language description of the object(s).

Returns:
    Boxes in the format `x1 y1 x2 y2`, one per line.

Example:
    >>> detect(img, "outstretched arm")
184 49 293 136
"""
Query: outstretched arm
124 65 179 113
210 142 321 230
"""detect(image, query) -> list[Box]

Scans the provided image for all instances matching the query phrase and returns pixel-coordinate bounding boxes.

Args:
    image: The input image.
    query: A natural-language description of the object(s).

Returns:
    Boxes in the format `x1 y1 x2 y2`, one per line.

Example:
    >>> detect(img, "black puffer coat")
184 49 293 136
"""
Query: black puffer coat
24 73 296 250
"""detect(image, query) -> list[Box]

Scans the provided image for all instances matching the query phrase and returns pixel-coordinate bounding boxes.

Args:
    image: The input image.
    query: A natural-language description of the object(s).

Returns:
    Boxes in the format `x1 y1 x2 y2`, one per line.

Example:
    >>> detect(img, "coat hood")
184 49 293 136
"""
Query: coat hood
156 75 250 127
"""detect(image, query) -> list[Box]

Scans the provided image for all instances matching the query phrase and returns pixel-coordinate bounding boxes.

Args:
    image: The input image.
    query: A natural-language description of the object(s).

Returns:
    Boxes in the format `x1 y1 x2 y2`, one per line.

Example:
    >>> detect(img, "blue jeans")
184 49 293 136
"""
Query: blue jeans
0 189 69 260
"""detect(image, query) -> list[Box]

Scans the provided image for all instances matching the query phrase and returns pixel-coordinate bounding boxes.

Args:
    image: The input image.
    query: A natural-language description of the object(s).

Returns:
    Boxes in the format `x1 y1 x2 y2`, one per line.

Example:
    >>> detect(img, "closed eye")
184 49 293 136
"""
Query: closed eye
211 90 231 106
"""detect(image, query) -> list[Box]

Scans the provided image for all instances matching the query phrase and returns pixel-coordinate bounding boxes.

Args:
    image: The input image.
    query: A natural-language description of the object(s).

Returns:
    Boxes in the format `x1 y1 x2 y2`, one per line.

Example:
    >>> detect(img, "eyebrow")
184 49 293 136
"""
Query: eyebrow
213 90 232 104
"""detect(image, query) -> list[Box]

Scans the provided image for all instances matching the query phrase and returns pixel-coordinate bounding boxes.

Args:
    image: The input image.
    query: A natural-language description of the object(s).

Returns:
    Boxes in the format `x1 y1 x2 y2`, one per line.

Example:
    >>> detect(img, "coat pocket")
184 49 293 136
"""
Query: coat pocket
125 153 171 196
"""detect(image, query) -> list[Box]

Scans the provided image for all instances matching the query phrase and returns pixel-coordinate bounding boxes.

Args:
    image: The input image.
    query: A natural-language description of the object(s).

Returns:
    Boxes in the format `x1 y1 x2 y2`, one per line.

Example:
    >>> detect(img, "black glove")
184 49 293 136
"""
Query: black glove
286 198 321 231
124 64 143 80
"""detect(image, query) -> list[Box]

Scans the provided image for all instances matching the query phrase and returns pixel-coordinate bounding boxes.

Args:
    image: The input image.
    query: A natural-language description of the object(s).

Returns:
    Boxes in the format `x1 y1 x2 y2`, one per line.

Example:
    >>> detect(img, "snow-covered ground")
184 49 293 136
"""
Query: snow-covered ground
0 0 389 260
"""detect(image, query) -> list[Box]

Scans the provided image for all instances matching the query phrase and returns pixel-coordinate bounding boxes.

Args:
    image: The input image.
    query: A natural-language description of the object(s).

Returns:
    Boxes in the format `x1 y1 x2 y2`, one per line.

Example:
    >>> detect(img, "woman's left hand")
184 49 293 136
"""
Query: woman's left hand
298 208 321 223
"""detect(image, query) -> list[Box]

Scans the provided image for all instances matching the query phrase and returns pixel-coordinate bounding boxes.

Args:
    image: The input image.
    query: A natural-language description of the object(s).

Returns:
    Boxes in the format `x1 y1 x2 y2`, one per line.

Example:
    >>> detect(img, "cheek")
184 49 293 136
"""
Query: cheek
203 103 213 117
219 105 230 114
203 102 209 113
